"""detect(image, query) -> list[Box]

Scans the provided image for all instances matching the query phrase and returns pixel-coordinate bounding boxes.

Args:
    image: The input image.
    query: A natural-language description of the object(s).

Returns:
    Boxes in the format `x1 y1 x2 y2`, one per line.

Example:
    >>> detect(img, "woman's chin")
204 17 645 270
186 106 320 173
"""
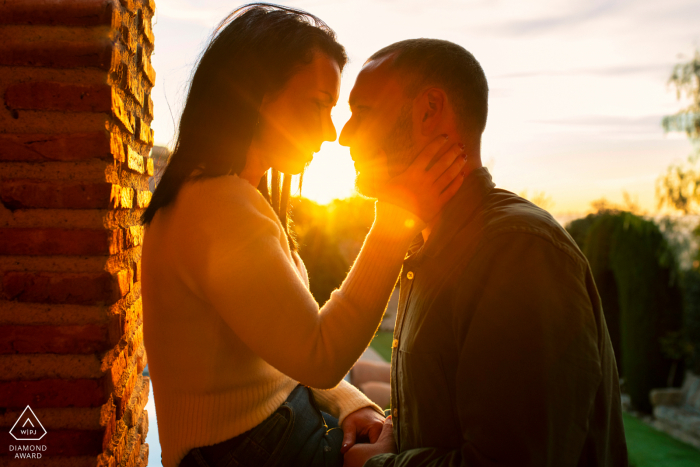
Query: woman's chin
273 156 312 176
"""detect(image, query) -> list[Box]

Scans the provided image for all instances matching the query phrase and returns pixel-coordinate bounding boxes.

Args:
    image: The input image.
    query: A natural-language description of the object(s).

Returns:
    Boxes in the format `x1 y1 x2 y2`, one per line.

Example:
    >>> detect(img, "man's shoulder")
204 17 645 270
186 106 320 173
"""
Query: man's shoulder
465 189 585 265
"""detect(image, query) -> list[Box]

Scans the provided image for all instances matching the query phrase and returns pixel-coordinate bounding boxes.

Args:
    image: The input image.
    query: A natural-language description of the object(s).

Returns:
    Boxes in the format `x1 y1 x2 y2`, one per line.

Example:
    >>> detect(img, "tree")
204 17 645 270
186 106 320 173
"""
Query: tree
656 50 700 213
655 50 700 378
566 210 683 413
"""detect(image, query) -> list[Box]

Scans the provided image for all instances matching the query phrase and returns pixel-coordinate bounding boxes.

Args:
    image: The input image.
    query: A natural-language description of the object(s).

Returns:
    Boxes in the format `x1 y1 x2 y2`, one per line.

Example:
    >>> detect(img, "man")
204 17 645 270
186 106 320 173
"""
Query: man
339 39 628 466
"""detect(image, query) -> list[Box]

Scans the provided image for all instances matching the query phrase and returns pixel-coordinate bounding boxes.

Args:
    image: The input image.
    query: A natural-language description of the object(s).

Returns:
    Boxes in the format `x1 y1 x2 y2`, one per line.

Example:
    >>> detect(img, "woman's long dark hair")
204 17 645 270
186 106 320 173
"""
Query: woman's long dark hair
141 3 347 249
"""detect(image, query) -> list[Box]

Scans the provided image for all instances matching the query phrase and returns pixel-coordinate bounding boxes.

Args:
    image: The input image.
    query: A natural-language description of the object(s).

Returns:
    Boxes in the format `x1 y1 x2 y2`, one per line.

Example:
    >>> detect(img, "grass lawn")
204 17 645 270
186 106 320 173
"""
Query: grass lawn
370 332 700 465
370 330 394 362
624 413 700 466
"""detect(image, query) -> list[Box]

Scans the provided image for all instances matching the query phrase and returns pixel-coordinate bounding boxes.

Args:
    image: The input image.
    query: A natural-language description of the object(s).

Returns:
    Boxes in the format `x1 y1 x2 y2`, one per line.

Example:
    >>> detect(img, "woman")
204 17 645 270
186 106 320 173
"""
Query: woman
141 4 466 467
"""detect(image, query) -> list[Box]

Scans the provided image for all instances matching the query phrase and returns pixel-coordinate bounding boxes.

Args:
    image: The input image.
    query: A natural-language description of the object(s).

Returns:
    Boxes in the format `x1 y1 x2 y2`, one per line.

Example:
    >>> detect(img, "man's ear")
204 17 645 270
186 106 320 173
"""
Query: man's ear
419 88 447 135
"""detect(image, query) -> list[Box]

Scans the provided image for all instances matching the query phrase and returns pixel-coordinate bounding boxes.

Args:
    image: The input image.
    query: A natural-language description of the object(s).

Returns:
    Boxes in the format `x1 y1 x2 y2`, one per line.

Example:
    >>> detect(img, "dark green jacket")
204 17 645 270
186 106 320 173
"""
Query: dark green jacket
367 168 628 467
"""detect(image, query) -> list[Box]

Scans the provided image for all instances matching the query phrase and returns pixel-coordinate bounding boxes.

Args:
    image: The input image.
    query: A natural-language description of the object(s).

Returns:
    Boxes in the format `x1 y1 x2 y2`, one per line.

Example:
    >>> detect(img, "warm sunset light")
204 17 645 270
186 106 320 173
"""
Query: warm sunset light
7 1 700 465
151 0 698 213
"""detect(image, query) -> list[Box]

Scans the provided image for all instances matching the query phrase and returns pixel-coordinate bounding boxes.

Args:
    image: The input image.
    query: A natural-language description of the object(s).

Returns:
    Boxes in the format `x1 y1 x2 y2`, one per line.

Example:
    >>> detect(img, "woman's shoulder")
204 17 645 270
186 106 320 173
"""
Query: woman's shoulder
181 175 274 218
168 175 282 244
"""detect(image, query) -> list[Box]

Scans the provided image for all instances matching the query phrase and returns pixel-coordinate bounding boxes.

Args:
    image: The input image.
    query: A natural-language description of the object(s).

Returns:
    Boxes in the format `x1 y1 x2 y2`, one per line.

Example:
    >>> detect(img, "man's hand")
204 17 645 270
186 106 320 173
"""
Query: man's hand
341 407 385 454
344 416 397 467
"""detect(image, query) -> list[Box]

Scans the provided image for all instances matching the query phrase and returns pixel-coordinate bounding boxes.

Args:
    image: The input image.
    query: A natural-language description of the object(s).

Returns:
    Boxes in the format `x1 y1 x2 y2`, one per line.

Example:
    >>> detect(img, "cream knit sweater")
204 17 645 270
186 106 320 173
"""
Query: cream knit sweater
142 175 423 467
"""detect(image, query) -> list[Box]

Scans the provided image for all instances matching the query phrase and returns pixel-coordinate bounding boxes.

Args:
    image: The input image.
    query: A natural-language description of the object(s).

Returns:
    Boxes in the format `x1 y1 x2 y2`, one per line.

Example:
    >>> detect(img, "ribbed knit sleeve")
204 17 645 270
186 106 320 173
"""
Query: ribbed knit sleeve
197 179 424 389
311 381 384 425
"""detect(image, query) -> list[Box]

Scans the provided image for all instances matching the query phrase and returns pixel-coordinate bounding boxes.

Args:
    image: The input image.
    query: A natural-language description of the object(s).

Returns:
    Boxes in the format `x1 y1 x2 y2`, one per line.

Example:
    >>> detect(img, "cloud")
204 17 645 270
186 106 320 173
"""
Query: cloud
531 115 665 134
482 0 628 37
492 64 674 79
482 0 698 38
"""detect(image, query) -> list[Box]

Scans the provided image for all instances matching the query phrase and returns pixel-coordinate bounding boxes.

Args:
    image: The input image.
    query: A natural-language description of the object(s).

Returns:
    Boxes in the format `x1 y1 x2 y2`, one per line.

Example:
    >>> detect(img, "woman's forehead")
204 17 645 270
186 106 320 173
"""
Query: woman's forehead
287 52 341 98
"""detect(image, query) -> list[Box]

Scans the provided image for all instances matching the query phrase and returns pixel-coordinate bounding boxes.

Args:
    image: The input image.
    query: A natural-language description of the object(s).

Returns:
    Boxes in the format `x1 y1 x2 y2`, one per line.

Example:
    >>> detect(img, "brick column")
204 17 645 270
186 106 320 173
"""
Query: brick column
0 1 155 466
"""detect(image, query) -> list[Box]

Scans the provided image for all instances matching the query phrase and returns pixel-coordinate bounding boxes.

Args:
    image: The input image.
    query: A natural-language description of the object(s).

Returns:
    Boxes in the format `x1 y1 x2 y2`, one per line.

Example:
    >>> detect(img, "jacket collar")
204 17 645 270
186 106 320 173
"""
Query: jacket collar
408 167 495 261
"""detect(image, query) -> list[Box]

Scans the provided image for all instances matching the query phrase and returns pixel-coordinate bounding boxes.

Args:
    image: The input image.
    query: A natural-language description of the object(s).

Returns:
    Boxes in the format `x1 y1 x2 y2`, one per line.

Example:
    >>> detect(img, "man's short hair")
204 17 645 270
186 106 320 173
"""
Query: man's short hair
368 39 489 137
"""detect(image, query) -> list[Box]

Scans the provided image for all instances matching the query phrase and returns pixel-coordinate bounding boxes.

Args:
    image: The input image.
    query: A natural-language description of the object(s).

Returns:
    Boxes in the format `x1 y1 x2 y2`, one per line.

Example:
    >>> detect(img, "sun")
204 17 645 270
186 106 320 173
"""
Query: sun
299 142 358 204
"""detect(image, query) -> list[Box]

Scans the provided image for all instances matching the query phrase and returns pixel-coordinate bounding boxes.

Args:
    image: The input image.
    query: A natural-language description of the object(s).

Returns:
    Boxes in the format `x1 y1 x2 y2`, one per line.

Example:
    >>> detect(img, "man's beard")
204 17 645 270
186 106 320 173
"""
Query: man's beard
355 104 414 197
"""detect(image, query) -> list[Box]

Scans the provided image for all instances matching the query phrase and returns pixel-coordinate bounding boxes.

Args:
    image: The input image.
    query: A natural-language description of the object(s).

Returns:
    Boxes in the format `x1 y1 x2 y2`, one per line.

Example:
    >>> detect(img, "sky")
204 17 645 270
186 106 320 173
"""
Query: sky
149 0 700 215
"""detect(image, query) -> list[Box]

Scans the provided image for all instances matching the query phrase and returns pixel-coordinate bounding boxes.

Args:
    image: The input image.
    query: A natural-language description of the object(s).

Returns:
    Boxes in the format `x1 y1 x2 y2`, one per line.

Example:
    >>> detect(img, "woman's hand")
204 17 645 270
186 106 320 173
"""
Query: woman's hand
340 407 385 454
343 416 397 467
375 135 467 223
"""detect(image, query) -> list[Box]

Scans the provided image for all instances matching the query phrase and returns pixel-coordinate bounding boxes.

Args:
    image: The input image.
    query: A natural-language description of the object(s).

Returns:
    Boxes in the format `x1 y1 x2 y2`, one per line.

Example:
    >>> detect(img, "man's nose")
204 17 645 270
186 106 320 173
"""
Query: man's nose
339 119 353 147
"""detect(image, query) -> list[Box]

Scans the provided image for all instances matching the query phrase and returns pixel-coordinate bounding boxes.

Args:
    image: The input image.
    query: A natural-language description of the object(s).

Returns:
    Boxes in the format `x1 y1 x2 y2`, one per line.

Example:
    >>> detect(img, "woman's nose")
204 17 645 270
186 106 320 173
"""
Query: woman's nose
321 114 337 143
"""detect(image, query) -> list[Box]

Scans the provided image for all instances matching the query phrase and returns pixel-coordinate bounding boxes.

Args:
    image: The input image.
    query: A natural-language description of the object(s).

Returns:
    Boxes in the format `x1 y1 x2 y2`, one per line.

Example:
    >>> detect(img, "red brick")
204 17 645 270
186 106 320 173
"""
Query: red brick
0 228 122 256
98 452 117 467
126 146 144 174
111 132 126 163
129 328 144 358
5 82 112 112
127 70 145 105
0 180 113 209
120 24 137 54
0 378 108 409
0 39 114 70
110 421 128 465
124 379 148 428
145 0 156 15
112 90 133 133
122 300 142 337
119 0 135 12
126 226 143 248
103 404 117 452
2 271 121 305
135 190 151 209
145 95 153 120
125 433 142 467
108 351 128 389
137 407 149 439
0 324 115 354
143 17 154 47
0 132 111 162
139 52 155 87
117 269 132 296
116 186 135 208
140 443 149 467
135 118 152 144
52 429 106 456
0 0 116 26
115 369 138 421
134 260 142 283
136 347 147 375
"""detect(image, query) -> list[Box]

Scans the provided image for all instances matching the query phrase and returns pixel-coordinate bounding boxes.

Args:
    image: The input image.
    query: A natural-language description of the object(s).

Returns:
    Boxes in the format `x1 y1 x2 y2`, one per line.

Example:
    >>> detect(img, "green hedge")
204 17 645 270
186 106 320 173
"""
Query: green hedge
567 211 683 413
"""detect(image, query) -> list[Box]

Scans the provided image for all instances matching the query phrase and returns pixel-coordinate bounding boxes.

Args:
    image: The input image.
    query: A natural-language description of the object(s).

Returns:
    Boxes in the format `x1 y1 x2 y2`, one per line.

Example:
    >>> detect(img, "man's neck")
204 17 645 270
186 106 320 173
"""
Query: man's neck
421 158 482 242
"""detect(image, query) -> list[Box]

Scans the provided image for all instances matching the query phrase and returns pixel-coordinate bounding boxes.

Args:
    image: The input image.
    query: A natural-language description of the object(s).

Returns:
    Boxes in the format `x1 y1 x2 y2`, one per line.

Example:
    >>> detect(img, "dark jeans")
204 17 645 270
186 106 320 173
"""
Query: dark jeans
179 385 344 467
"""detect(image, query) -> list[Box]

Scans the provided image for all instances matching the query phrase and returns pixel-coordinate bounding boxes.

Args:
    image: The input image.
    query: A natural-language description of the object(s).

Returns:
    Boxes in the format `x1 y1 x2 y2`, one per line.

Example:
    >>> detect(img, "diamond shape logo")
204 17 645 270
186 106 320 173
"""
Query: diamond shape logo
9 406 46 441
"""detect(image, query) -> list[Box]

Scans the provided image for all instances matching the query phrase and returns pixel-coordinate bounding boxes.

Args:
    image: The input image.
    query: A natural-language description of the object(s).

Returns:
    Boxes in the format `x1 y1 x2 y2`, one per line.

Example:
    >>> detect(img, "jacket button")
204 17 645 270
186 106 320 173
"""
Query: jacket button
392 408 398 418
406 271 414 280
392 339 398 348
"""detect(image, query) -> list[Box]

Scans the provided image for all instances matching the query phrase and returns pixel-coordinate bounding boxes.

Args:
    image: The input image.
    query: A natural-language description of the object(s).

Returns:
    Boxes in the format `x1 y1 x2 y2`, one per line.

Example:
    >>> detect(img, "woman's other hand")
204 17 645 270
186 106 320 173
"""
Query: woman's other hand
375 135 467 223
343 416 397 467
340 406 385 453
